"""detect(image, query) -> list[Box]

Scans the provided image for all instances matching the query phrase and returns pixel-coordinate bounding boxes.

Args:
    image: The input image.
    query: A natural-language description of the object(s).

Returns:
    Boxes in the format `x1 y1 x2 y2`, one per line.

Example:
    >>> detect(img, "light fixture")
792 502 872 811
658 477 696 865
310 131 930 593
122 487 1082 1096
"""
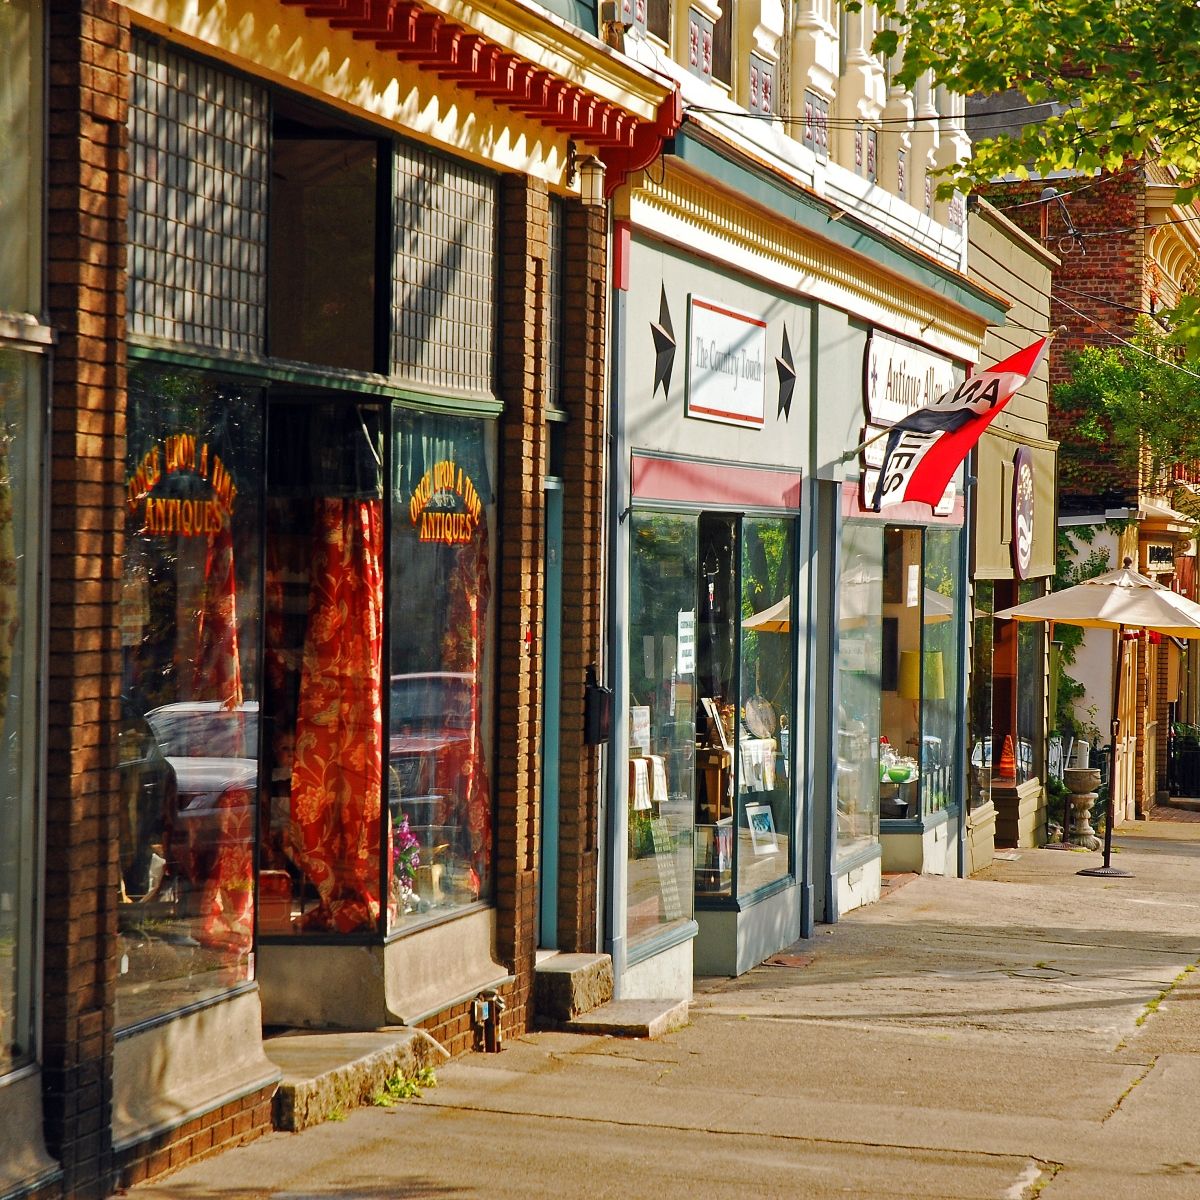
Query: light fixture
565 140 607 207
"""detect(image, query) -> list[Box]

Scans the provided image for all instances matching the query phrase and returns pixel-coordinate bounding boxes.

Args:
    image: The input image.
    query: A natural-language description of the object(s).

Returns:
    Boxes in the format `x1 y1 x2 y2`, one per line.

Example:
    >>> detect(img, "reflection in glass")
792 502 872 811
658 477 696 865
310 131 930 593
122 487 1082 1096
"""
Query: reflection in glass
260 402 384 936
0 350 39 1072
627 513 696 944
0 0 37 313
387 411 496 931
119 365 263 1028
737 518 793 895
879 527 924 819
836 521 883 860
970 582 995 810
921 528 962 814
1017 578 1047 783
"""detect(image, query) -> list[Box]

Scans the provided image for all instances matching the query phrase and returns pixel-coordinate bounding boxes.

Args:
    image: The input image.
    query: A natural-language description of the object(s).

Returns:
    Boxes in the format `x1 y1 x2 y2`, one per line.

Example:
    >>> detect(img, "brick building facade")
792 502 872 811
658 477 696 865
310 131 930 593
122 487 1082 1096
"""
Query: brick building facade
1 1 676 1195
981 163 1200 814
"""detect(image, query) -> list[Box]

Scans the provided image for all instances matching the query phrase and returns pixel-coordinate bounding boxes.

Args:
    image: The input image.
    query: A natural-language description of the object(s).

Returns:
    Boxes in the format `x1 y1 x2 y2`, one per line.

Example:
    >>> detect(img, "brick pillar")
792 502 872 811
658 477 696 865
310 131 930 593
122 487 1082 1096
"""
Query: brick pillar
555 203 607 952
493 176 549 1033
43 2 128 1194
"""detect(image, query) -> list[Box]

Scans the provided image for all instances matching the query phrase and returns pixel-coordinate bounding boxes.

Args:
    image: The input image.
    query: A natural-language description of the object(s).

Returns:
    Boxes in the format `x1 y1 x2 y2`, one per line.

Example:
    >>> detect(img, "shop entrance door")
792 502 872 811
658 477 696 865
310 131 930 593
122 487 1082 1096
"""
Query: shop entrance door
539 479 564 948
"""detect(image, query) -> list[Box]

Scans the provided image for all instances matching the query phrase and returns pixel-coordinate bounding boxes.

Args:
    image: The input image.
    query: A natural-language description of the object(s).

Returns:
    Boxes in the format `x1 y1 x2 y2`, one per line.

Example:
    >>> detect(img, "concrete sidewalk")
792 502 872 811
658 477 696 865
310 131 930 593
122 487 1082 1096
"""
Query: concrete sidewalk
130 820 1200 1199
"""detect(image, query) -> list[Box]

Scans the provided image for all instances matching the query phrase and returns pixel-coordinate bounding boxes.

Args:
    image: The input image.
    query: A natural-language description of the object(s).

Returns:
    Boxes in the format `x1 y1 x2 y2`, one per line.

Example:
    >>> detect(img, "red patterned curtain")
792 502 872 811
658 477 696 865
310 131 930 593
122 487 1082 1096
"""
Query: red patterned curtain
288 498 385 933
191 514 254 951
439 520 492 897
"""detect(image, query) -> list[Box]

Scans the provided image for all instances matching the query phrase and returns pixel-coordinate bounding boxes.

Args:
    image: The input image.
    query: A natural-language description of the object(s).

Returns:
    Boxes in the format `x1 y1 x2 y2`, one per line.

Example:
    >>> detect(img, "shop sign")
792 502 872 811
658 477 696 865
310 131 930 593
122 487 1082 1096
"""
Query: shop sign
408 459 483 544
685 296 767 428
863 330 956 427
125 433 238 536
1012 447 1035 579
860 331 957 512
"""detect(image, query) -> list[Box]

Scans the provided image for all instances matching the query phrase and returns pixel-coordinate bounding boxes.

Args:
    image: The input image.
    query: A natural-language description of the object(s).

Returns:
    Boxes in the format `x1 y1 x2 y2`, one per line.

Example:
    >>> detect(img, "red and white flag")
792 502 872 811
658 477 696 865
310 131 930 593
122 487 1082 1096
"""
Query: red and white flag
871 336 1051 511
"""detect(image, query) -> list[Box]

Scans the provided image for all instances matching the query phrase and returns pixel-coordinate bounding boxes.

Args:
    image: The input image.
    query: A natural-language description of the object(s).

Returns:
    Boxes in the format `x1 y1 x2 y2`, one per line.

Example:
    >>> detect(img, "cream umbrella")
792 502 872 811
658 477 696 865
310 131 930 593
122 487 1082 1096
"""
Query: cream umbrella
995 557 1200 876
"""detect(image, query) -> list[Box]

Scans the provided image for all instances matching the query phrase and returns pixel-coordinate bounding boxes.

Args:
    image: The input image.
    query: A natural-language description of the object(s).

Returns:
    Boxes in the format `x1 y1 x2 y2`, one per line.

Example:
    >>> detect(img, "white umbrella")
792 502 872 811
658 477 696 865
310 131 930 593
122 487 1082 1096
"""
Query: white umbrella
995 557 1200 875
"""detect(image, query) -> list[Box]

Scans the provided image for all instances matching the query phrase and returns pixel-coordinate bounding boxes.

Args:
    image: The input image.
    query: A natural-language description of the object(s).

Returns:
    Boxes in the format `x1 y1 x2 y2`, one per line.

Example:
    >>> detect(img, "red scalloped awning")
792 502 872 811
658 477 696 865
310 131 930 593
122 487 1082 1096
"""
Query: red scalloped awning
280 0 680 192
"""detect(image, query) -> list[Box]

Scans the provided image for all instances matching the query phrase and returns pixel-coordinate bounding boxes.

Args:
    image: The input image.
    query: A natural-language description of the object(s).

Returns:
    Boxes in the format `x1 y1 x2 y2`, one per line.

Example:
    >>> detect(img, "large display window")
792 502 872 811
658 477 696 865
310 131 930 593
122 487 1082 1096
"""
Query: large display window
1016 578 1047 783
837 518 965 844
921 528 963 815
626 507 796 948
835 521 884 862
256 403 497 938
0 349 42 1073
119 365 263 1028
969 581 995 810
627 513 697 946
387 411 496 929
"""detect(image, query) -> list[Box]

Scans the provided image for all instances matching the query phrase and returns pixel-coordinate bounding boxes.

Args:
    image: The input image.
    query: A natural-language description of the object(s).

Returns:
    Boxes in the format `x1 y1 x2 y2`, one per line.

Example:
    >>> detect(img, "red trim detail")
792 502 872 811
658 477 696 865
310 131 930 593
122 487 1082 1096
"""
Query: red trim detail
686 403 765 427
601 86 683 196
691 297 767 327
282 0 679 165
613 220 631 292
840 481 965 527
632 454 802 510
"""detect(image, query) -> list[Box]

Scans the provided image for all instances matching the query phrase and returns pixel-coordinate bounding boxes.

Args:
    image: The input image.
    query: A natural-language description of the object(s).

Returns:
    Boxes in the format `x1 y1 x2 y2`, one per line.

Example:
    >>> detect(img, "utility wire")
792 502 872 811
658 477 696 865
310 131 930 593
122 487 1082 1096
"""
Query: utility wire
1053 296 1200 383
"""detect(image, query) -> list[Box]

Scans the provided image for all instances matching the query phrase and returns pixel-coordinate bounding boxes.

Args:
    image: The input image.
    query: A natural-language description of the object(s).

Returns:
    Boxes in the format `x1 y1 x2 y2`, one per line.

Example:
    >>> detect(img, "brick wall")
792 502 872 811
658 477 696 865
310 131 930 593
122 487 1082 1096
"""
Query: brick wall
113 1084 276 1190
554 204 607 952
989 171 1145 507
492 176 549 1032
43 3 129 1195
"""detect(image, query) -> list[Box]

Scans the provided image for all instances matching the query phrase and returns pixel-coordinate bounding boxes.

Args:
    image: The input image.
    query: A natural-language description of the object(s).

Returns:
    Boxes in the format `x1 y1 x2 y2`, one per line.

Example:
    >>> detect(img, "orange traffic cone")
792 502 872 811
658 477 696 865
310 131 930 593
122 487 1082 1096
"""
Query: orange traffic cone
997 734 1017 780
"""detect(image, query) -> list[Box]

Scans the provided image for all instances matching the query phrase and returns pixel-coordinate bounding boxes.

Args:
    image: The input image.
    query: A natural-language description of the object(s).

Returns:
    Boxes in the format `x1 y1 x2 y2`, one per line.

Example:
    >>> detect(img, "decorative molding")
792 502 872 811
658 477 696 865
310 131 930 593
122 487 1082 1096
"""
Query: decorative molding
633 162 988 360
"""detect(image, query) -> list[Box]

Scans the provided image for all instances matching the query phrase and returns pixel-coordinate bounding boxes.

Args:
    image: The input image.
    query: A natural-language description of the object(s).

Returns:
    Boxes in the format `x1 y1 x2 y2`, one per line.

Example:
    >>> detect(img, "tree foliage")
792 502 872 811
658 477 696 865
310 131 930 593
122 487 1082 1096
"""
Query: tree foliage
856 0 1200 197
1054 317 1200 485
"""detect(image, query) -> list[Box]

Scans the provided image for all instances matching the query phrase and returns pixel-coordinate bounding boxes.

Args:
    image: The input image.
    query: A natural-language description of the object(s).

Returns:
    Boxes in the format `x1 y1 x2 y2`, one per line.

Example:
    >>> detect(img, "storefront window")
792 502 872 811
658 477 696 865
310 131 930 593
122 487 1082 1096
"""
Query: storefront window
119 365 263 1028
0 0 39 314
921 528 962 815
387 411 497 930
259 401 384 937
879 527 924 818
836 521 883 861
970 582 994 810
1017 578 1047 783
737 518 793 894
627 512 696 944
0 350 41 1073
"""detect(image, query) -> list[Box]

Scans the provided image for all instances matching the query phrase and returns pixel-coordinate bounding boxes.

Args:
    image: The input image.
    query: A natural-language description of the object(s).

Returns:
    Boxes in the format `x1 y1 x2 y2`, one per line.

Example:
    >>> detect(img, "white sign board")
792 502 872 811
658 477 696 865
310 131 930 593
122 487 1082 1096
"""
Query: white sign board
863 330 957 426
676 610 696 675
685 296 767 428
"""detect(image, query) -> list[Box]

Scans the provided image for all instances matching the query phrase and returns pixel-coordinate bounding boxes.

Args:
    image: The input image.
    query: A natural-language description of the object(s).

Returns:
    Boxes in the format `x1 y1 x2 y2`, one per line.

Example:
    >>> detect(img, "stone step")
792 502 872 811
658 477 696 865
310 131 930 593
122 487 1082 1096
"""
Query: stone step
559 997 689 1039
265 1027 449 1132
534 952 613 1022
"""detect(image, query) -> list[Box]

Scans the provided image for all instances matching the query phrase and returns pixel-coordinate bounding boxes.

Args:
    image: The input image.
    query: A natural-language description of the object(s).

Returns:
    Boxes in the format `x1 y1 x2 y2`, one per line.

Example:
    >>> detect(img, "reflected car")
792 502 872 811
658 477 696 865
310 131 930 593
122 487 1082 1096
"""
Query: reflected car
144 701 259 872
118 712 178 899
388 672 473 826
970 736 1034 778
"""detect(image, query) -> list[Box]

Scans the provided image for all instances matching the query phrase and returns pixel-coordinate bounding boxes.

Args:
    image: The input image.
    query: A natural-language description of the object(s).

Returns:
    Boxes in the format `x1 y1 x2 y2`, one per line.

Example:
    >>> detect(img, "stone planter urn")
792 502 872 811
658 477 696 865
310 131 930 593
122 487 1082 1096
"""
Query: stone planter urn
1062 767 1102 850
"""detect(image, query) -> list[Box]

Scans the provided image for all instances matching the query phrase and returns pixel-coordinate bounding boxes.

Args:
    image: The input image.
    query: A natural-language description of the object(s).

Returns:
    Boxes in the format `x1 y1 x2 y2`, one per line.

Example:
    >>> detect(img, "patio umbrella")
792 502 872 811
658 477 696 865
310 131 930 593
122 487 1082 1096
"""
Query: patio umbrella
744 587 954 633
995 557 1200 876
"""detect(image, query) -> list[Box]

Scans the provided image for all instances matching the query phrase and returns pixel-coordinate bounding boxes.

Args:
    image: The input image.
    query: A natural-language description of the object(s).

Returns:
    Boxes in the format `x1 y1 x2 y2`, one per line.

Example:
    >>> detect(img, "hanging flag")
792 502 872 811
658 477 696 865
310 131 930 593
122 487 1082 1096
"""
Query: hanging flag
870 336 1051 511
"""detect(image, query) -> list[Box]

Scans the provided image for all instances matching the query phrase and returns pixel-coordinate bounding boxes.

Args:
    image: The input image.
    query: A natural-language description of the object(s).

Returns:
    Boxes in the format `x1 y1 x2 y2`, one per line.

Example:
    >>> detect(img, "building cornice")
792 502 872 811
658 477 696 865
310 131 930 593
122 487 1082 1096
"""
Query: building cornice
628 149 1000 363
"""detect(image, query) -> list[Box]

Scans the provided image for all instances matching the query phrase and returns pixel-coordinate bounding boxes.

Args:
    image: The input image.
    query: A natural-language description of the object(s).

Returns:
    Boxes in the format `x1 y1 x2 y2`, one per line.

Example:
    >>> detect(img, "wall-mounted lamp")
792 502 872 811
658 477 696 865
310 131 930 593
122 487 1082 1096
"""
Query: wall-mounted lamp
566 140 607 207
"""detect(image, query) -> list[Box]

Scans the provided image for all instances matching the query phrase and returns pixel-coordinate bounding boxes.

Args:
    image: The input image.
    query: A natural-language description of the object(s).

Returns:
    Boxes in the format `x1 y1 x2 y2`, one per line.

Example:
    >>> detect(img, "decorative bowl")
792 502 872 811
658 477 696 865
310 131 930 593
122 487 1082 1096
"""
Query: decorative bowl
887 766 912 783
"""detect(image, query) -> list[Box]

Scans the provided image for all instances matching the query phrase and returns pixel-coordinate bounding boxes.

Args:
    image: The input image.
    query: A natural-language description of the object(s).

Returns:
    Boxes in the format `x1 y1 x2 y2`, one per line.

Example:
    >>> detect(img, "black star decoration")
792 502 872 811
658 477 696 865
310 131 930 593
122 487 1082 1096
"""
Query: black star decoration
776 325 796 420
651 285 676 401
